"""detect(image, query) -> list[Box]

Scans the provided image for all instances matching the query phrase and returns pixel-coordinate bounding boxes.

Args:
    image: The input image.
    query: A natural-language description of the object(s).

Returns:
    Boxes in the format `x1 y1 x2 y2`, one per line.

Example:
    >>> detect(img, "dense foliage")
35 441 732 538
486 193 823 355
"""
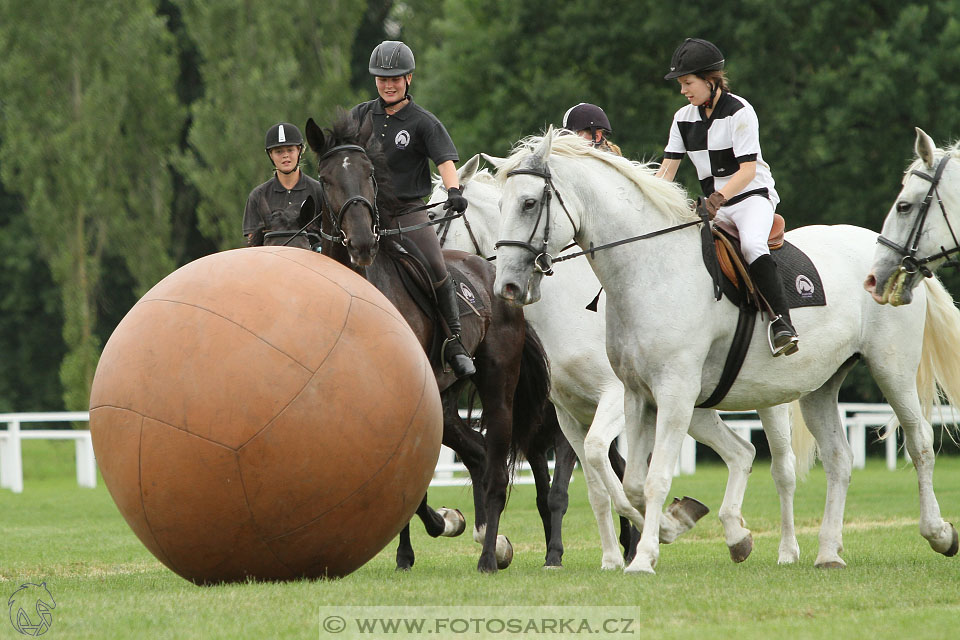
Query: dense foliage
1 0 958 409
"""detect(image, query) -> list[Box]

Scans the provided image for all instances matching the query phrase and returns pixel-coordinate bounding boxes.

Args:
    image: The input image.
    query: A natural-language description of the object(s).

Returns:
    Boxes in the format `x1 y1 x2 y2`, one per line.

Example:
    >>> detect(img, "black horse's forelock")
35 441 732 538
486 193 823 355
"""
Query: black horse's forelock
320 111 404 217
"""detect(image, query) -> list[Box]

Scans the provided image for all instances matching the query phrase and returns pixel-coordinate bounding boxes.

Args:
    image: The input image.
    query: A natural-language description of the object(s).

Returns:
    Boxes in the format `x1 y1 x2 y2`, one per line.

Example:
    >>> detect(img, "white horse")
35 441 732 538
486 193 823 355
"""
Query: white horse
430 155 809 568
865 127 960 305
493 129 960 573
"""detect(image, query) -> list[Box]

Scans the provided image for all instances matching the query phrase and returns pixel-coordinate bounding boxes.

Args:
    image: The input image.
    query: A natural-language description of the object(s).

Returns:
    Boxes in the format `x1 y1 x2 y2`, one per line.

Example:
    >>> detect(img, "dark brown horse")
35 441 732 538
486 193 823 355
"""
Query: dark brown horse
268 112 553 573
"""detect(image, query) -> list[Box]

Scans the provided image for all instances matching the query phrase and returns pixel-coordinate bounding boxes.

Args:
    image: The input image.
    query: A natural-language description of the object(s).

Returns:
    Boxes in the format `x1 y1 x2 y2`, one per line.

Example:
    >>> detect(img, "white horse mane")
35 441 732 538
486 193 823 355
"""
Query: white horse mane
497 130 697 223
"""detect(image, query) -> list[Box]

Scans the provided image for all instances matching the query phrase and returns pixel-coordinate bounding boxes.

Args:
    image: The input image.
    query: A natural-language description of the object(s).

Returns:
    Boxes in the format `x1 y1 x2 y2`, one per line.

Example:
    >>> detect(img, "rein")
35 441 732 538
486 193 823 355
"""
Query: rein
876 155 960 276
496 163 700 274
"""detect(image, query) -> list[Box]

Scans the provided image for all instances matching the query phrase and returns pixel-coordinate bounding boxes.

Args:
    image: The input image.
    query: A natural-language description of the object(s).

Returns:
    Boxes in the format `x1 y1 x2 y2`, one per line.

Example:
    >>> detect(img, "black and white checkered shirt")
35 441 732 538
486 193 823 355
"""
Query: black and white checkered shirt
663 91 778 206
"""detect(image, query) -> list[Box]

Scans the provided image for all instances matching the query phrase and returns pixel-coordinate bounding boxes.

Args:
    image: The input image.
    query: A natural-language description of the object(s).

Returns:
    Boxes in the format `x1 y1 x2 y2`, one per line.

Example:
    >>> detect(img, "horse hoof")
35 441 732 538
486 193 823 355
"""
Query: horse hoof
814 559 846 569
438 507 466 537
543 564 563 570
395 565 412 572
666 496 710 527
944 524 959 557
623 563 656 575
728 534 753 563
496 535 514 570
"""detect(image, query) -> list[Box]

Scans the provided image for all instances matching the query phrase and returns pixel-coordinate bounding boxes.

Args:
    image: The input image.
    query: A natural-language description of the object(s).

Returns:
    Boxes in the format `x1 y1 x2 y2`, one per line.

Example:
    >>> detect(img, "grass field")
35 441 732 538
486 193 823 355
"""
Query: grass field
2 439 959 639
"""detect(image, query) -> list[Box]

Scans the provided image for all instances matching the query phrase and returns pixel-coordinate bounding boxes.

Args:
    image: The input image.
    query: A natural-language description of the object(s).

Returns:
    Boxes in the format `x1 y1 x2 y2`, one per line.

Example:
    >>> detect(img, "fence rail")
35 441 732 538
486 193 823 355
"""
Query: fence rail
1 404 957 493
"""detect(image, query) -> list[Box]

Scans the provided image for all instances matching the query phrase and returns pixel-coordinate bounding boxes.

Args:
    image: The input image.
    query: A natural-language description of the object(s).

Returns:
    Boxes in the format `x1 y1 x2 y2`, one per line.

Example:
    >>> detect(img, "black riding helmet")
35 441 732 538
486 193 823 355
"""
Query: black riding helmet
664 38 725 79
368 40 416 77
264 122 304 174
562 103 612 134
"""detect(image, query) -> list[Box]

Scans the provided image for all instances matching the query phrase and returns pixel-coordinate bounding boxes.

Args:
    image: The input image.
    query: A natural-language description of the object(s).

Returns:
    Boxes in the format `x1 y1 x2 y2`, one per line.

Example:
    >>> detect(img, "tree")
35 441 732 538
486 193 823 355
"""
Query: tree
174 0 367 249
0 0 184 409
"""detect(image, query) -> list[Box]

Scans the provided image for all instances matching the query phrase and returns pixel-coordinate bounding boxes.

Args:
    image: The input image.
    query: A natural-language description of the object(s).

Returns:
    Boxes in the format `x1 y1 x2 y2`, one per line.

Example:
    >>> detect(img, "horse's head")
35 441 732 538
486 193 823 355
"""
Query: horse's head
262 195 318 250
305 113 380 266
865 127 960 305
428 154 505 258
494 128 579 305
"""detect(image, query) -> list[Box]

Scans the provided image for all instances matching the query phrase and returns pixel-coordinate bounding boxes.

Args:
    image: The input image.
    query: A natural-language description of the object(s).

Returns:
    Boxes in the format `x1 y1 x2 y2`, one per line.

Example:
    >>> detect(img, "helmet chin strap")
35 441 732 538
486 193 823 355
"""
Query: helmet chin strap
703 82 719 108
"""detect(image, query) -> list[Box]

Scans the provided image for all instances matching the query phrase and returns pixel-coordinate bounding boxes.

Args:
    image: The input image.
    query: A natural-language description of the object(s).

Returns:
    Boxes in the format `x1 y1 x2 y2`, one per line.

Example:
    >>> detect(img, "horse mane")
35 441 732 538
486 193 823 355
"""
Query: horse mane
496 129 697 223
319 110 405 218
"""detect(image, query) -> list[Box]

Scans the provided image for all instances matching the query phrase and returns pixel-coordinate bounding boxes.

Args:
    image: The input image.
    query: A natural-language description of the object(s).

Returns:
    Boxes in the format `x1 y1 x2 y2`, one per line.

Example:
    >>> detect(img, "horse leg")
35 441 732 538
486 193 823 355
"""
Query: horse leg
871 372 958 557
625 387 696 575
525 437 556 565
606 442 640 563
546 424 578 567
396 523 415 570
798 361 856 568
685 409 756 562
476 407 512 573
440 400 486 541
554 405 624 569
758 404 801 564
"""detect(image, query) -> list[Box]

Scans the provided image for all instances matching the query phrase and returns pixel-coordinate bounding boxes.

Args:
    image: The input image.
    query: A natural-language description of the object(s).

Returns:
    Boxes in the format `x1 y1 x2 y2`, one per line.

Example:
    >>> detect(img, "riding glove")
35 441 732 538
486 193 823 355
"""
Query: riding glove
705 191 727 218
444 186 468 213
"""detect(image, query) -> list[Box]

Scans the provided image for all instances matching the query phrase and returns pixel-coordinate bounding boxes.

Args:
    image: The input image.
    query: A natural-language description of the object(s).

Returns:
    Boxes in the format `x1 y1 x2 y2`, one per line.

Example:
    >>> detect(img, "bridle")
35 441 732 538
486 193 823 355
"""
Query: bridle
315 143 466 248
876 155 960 277
435 184 489 258
495 162 702 275
494 165 579 276
315 144 380 245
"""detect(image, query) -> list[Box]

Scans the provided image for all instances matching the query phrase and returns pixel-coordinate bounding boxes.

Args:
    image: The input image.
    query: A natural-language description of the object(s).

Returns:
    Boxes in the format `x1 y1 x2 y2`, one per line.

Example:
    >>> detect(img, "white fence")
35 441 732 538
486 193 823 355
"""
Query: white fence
1 404 957 493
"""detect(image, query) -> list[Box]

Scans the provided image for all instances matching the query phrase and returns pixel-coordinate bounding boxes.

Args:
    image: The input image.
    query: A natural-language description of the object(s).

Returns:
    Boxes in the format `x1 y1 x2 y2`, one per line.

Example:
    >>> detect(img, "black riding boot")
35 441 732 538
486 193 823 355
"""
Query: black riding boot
748 254 799 357
435 276 477 378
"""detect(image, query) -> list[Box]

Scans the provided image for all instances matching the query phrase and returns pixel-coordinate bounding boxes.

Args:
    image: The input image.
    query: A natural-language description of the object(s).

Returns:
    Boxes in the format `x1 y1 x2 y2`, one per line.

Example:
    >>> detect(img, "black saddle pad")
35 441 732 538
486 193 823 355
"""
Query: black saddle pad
718 240 826 309
776 240 827 308
448 266 486 316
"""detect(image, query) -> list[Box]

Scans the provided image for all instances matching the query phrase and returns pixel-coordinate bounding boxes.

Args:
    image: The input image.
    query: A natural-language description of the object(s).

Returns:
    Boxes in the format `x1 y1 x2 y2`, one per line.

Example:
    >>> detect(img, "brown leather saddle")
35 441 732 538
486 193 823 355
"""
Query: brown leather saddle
712 213 785 313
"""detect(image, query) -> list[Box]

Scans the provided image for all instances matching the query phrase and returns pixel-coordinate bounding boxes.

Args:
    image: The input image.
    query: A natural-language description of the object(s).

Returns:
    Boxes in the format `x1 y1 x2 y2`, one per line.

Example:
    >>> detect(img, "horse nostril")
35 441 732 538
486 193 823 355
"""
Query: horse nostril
863 274 877 292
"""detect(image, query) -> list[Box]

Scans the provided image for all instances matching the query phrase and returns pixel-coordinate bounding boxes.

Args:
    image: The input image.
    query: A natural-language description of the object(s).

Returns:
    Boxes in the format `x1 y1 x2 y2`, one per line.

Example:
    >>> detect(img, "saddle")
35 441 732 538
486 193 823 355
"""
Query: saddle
697 210 825 408
388 238 487 377
712 213 786 314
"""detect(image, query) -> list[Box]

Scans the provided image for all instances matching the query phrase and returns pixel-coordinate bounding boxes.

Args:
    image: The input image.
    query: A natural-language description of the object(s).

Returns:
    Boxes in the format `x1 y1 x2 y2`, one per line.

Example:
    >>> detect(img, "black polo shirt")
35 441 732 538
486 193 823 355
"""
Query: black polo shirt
351 97 459 200
242 171 324 237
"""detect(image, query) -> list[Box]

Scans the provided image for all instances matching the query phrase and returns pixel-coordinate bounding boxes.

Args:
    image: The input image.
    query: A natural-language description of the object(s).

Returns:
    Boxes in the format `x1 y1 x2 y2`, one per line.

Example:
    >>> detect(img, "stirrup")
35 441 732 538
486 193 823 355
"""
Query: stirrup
766 316 799 357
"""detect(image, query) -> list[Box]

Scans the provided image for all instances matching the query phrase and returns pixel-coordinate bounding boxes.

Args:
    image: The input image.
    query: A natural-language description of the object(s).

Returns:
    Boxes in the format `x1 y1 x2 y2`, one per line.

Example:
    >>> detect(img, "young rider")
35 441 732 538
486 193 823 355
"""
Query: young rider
654 38 799 356
562 103 622 156
242 122 323 247
350 41 475 378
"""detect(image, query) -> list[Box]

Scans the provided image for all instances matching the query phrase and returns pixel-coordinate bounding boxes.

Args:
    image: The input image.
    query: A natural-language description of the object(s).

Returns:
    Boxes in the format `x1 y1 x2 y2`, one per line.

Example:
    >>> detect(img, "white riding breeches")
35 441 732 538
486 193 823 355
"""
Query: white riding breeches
714 195 775 265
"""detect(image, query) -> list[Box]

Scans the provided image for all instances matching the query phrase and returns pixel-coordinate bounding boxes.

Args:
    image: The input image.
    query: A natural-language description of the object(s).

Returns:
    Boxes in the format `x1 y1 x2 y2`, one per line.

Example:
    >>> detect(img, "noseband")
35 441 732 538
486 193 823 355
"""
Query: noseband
316 144 380 245
877 155 960 277
494 165 578 276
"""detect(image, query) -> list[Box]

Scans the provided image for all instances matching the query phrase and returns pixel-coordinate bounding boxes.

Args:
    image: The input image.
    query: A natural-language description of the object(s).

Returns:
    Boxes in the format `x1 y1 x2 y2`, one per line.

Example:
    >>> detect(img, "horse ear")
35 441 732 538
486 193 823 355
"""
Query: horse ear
358 113 374 146
532 125 554 164
305 118 325 153
458 154 480 185
299 194 317 228
915 127 936 168
480 153 506 170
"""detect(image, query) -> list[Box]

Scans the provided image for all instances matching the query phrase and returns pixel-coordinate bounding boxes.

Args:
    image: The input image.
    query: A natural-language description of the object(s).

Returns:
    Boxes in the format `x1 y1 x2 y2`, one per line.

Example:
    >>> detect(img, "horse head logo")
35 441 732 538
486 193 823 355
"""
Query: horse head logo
8 582 56 636
795 274 815 298
394 130 411 150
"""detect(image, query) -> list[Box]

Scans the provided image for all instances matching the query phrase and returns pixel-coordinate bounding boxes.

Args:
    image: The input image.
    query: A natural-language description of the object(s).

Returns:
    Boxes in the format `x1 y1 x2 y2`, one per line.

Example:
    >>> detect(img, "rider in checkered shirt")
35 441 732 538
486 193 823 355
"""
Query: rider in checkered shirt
655 38 799 357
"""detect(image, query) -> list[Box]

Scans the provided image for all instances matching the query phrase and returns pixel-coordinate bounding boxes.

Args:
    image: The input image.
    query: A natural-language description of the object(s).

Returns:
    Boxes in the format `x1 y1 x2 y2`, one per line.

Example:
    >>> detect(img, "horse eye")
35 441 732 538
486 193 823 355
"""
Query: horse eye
523 198 537 210
896 201 912 214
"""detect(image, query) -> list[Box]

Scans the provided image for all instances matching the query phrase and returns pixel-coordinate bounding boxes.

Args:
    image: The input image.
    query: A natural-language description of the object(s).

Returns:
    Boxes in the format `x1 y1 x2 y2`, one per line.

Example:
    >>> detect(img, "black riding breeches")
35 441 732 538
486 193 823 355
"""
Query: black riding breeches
389 206 449 282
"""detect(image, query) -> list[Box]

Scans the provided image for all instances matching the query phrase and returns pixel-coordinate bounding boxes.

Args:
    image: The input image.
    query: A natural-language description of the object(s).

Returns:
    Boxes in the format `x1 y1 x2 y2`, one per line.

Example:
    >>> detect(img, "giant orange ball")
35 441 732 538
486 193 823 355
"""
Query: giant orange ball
89 247 441 583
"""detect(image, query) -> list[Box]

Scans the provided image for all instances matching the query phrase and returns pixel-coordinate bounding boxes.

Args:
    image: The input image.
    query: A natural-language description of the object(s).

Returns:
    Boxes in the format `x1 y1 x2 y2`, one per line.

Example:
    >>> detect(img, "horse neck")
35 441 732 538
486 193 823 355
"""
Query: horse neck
550 156 704 290
446 184 500 256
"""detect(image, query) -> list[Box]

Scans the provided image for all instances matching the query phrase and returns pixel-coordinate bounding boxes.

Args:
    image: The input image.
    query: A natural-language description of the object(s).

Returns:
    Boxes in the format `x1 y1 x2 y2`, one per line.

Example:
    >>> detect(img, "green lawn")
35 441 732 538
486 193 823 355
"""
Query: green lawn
2 440 959 639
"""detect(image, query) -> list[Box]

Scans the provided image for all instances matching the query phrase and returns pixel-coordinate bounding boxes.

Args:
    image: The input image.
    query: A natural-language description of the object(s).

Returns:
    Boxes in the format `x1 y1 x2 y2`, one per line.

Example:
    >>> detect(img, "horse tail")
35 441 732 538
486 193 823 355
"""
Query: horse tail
917 276 960 436
790 400 818 479
508 322 552 470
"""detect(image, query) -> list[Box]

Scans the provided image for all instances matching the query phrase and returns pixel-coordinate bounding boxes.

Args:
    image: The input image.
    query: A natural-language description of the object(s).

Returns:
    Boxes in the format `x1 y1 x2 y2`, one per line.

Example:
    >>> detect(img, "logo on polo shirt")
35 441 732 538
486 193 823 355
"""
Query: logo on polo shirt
395 130 411 149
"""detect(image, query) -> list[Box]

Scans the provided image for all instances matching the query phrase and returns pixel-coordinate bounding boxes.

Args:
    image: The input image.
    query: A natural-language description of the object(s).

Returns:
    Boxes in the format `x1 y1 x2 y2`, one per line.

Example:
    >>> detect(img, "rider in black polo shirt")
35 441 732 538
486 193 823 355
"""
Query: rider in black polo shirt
351 41 475 379
243 122 323 247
